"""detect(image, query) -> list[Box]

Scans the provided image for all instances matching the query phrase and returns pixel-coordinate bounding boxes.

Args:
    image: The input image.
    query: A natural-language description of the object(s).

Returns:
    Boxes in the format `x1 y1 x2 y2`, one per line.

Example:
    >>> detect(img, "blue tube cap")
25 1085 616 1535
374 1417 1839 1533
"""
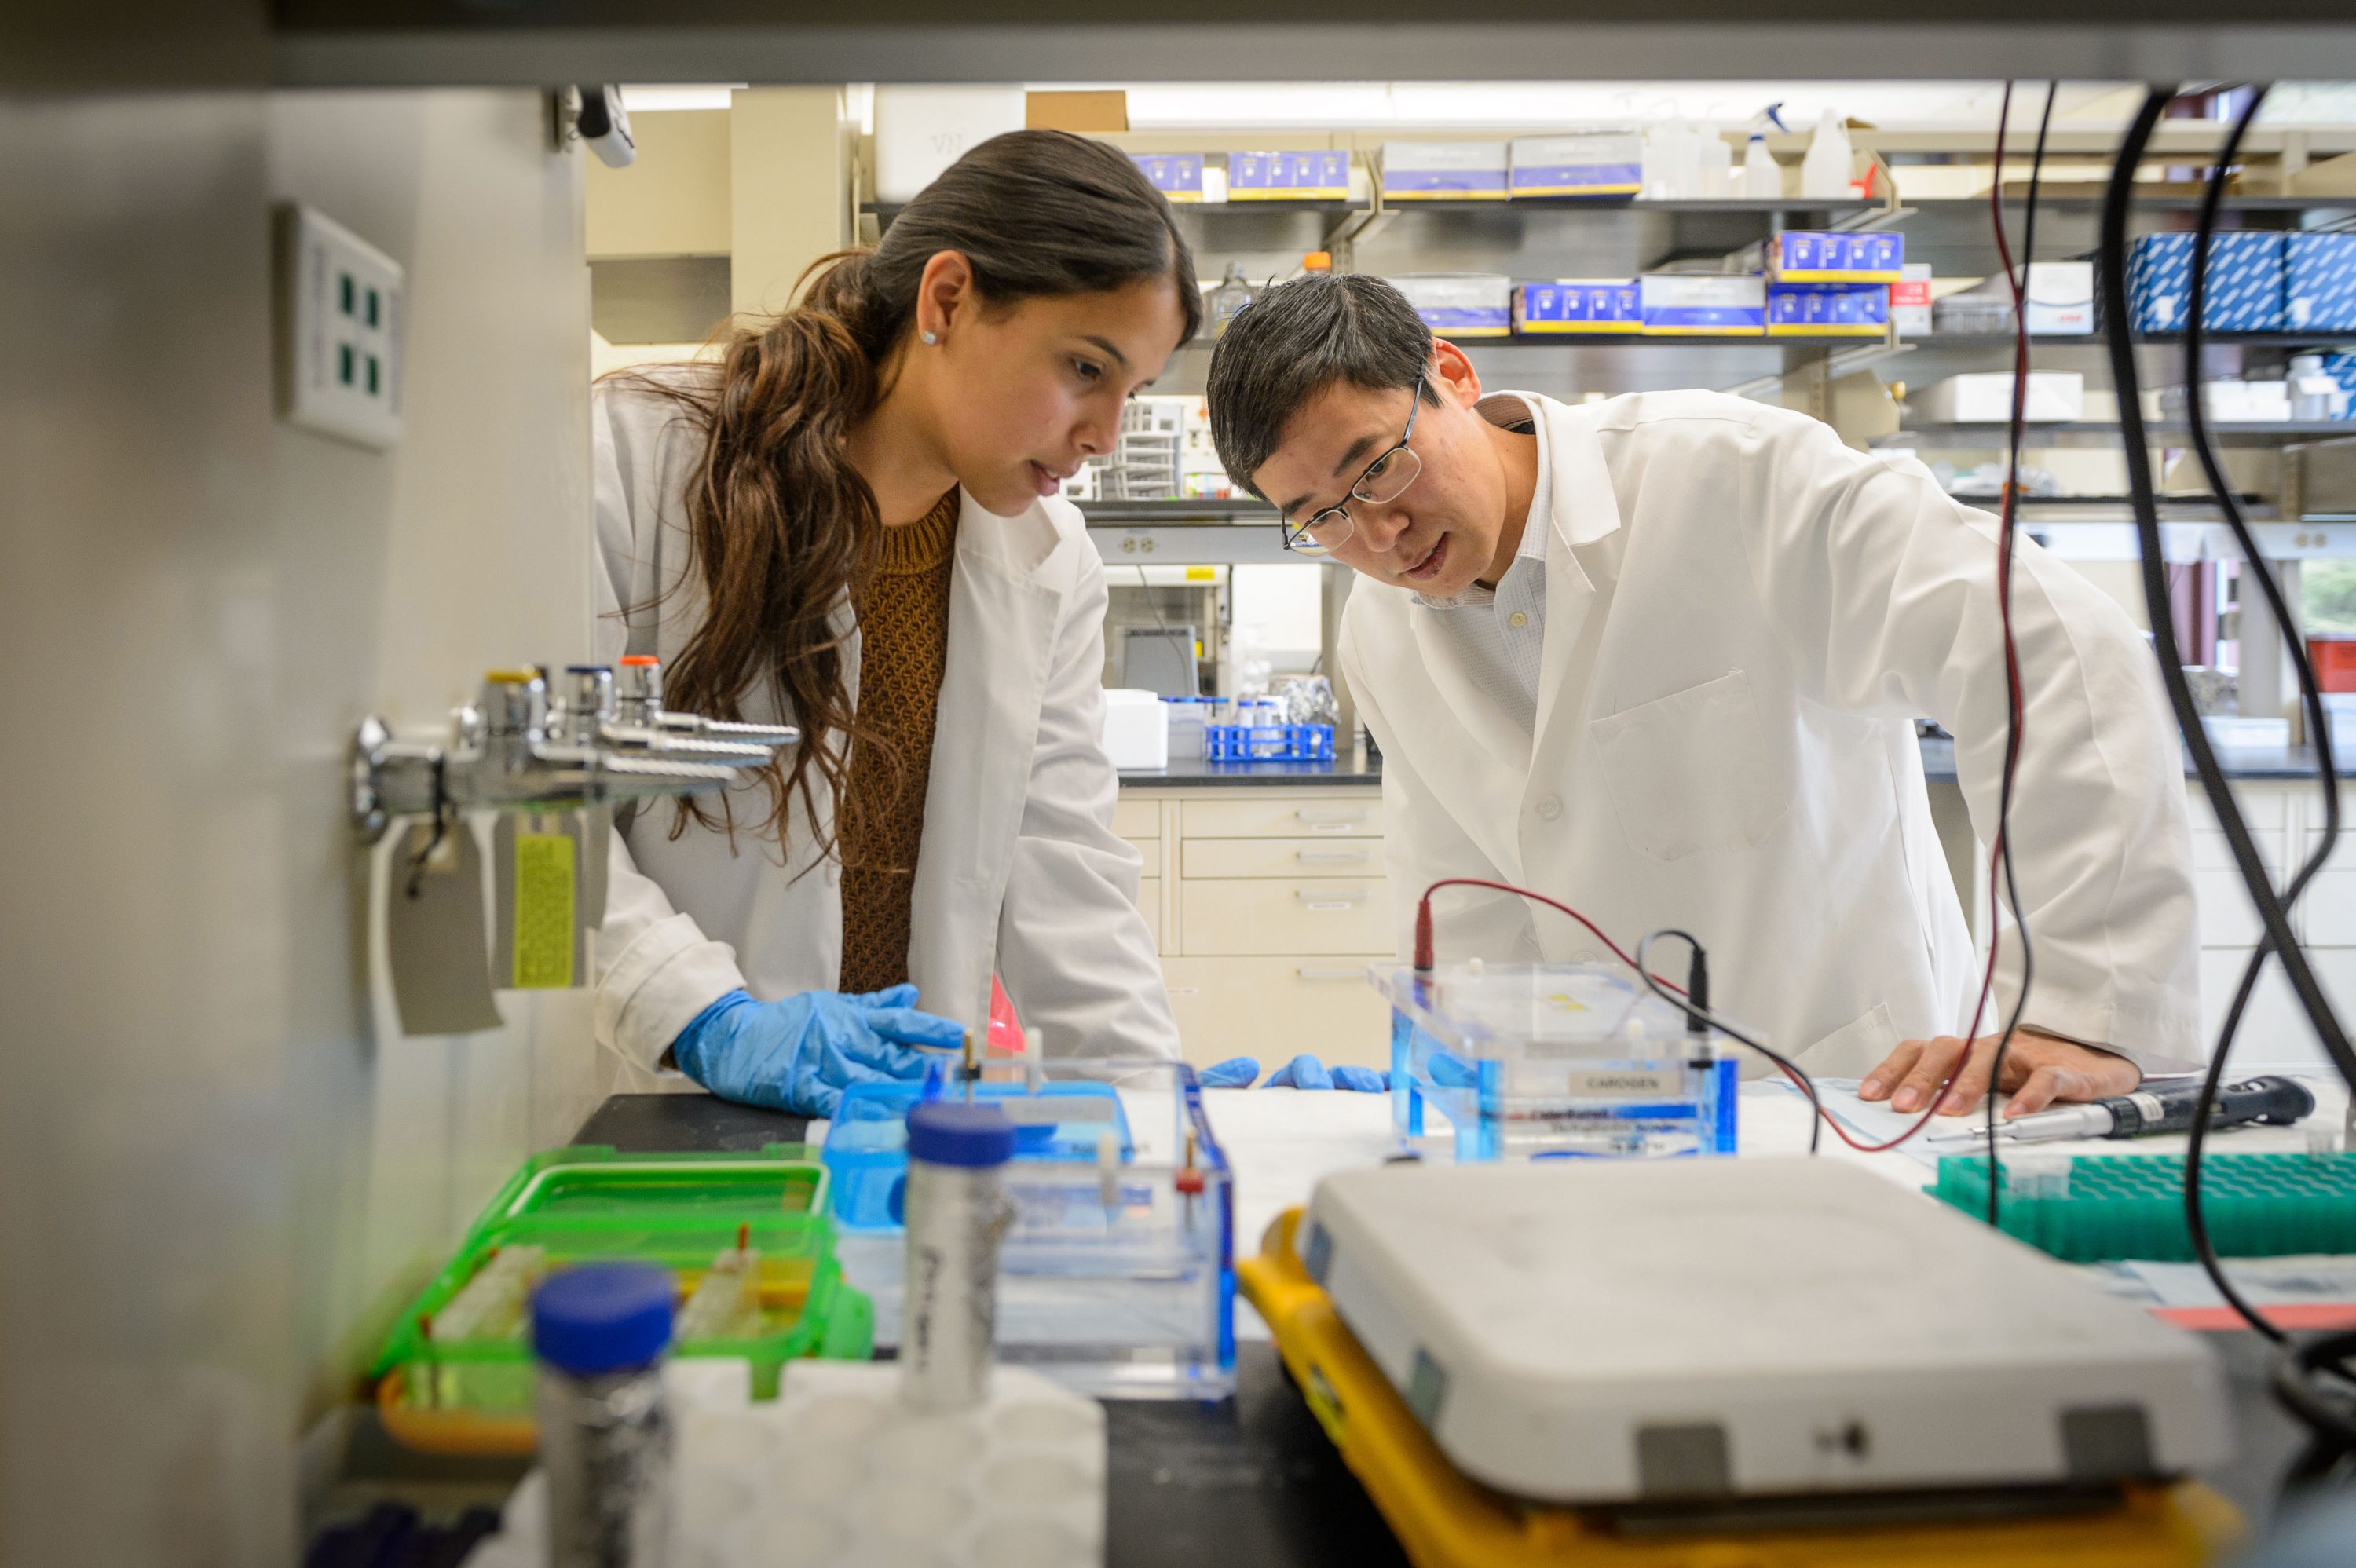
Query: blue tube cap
532 1263 675 1376
905 1102 1017 1168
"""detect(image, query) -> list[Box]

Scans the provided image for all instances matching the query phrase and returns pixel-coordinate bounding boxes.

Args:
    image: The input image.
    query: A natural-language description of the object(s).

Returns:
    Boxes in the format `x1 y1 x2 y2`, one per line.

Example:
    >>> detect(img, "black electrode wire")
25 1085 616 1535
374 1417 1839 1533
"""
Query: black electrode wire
2100 86 2356 1094
2178 84 2332 1349
2273 1326 2356 1452
2105 85 2356 1464
1981 79 2056 1227
1635 930 1824 1155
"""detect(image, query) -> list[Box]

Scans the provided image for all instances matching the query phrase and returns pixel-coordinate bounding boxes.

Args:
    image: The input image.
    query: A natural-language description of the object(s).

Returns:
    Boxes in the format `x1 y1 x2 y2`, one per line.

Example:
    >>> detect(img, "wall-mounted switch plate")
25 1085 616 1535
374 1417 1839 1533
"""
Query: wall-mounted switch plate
276 203 403 450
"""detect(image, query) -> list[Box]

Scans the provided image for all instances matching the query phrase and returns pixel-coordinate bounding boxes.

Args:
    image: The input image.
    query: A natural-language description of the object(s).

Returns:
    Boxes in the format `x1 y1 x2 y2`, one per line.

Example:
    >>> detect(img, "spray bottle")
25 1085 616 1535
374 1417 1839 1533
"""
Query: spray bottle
1743 102 1787 199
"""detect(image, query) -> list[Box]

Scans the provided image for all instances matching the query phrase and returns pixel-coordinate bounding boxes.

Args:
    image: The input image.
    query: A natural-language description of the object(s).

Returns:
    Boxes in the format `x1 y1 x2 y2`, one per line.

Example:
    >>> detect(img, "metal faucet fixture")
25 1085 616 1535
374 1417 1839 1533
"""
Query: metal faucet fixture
351 661 796 841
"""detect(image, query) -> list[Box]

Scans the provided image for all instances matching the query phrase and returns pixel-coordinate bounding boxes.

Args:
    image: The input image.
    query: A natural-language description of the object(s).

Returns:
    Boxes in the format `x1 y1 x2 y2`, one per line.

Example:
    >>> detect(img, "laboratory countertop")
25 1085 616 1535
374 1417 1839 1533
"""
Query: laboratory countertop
1918 733 2339 783
1123 733 2336 793
558 1087 2322 1558
1118 753 1383 788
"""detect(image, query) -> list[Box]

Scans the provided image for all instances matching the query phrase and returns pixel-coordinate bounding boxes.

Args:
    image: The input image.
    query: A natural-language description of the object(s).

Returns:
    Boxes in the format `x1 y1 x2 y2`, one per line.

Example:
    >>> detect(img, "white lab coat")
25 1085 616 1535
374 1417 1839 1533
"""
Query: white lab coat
1341 390 2202 1077
587 373 1178 1089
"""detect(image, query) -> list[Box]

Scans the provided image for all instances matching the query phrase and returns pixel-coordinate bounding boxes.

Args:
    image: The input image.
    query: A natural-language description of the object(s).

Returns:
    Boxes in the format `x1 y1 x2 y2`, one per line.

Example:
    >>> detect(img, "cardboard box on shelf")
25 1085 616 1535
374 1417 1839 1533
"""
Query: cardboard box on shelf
2288 233 2356 333
1914 371 2086 424
1514 280 1641 334
1508 132 1643 199
2124 232 2286 333
1758 230 1904 282
1766 282 1890 337
1392 273 1513 337
1891 263 1934 335
1229 151 1351 202
873 86 1027 203
1024 91 1128 133
1130 153 1205 203
1380 141 1509 199
1639 274 1765 336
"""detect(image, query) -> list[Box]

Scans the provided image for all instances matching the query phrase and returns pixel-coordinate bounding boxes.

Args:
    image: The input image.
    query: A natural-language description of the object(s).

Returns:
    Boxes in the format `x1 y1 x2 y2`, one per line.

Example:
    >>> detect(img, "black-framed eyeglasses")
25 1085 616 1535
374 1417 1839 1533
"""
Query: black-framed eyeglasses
1280 373 1426 554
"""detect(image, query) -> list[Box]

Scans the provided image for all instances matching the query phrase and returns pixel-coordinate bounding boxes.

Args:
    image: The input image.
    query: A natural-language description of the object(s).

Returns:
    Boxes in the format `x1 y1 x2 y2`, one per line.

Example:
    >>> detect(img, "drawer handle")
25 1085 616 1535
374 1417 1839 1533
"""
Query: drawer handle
1297 891 1367 910
1296 967 1366 981
1295 808 1368 824
1297 849 1371 864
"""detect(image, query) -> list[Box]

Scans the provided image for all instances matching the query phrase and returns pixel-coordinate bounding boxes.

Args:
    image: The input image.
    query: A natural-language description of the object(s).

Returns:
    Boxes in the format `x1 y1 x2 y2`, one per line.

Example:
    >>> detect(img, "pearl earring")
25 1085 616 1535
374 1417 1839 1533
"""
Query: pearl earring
921 331 939 345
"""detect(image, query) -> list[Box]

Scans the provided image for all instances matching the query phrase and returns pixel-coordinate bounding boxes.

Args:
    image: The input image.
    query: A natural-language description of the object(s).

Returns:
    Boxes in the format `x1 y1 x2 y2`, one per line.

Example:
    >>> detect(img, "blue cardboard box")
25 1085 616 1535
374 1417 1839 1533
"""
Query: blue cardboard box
2126 232 2286 333
1768 230 1903 281
1508 133 1643 199
2321 353 2356 418
1130 153 1205 203
1766 282 1890 337
1640 274 1765 335
1515 280 1640 334
1229 151 1350 201
1381 141 1510 199
2288 234 2356 333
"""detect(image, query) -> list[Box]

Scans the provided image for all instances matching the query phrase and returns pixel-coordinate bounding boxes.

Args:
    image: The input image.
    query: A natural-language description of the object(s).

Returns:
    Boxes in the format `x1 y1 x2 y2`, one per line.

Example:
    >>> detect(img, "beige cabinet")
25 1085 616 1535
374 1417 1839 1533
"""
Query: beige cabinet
1159 956 1393 1071
1120 783 1393 1068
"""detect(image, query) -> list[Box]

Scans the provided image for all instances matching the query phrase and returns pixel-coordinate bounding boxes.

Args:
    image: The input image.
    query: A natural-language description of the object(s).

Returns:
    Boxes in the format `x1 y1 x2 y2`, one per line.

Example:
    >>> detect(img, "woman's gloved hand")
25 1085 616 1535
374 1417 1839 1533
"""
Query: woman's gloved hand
1200 1057 1262 1088
671 985 963 1117
1262 1054 1389 1092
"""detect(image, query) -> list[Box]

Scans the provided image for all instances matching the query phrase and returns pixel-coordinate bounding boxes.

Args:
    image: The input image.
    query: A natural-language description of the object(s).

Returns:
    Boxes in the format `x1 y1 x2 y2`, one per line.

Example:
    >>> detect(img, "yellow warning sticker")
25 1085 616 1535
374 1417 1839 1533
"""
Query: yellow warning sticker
513 832 576 989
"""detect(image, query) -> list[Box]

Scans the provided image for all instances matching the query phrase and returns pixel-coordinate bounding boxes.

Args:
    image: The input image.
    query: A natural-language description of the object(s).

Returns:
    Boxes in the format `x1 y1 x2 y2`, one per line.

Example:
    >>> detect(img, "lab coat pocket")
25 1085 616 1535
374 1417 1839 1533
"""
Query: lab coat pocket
1588 671 1789 861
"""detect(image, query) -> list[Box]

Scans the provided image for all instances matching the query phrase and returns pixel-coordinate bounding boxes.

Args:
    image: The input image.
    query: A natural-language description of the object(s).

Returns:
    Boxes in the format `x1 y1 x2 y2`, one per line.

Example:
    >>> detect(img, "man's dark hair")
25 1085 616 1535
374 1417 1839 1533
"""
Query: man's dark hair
1206 273 1438 502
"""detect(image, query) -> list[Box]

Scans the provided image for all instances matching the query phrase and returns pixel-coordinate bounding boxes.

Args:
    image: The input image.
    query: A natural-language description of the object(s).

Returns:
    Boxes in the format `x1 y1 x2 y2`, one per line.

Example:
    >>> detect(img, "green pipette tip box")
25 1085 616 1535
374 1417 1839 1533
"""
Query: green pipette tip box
1930 1150 2356 1263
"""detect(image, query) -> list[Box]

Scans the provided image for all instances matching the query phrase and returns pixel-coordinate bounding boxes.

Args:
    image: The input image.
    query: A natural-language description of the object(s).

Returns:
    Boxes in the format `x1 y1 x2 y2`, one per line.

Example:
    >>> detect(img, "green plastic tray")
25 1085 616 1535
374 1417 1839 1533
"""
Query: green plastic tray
1930 1151 2356 1263
371 1209 872 1413
471 1142 825 1226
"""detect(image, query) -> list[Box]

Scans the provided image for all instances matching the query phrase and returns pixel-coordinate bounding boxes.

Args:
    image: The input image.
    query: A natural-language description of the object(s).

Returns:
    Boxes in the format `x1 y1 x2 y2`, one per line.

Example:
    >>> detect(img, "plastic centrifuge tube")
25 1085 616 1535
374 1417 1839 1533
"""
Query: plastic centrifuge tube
435 1245 548 1342
675 1224 763 1343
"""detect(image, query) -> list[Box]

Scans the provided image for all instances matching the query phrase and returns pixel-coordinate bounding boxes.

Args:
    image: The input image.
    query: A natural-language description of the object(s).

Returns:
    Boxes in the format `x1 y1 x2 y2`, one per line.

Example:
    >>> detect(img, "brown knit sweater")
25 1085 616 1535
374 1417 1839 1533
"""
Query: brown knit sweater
838 488 960 994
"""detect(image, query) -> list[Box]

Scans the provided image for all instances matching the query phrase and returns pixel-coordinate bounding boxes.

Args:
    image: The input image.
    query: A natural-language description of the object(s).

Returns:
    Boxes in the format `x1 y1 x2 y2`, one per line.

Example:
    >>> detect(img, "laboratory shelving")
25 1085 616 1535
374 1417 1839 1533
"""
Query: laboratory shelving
1884 421 2356 445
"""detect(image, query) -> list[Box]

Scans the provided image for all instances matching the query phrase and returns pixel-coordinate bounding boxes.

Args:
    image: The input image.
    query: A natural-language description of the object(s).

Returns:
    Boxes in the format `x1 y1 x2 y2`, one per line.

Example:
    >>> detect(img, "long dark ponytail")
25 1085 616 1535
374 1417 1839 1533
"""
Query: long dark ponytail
631 130 1200 856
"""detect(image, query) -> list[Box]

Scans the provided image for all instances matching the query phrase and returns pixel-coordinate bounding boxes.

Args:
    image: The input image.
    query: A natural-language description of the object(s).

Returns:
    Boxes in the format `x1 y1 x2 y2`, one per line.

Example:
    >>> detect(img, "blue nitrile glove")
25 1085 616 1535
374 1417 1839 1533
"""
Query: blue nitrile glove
1261 1054 1389 1091
1201 1057 1261 1088
670 985 963 1117
1428 1051 1482 1091
1264 1054 1333 1090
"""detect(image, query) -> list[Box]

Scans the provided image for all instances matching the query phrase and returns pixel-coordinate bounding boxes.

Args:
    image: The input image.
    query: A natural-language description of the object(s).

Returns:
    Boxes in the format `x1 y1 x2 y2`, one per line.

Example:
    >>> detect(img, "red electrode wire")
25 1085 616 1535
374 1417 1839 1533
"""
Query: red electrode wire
1414 876 1981 1154
1412 877 1682 992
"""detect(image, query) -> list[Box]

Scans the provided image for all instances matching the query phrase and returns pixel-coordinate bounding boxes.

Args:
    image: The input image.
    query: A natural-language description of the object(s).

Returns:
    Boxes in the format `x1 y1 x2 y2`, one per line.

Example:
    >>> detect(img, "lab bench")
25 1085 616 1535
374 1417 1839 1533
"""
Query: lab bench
313 1091 2315 1564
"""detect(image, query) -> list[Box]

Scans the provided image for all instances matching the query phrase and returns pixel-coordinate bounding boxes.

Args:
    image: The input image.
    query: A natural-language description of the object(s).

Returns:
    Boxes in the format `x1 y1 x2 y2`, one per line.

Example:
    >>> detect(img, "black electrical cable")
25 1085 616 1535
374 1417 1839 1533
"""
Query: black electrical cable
2176 84 2339 1351
1635 930 1824 1156
2099 86 2356 1089
2102 82 2356 1469
1981 79 2056 1227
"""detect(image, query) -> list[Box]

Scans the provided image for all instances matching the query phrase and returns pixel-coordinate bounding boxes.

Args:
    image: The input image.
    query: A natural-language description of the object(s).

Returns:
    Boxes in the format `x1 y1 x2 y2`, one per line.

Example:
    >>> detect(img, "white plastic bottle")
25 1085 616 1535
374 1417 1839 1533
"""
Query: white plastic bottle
1696 125 1732 199
1802 108 1853 200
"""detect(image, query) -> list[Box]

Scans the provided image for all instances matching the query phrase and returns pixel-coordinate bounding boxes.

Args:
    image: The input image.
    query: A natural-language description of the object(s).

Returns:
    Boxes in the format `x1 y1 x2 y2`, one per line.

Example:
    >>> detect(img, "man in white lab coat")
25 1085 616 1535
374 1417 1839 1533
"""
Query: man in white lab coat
1206 275 2201 1117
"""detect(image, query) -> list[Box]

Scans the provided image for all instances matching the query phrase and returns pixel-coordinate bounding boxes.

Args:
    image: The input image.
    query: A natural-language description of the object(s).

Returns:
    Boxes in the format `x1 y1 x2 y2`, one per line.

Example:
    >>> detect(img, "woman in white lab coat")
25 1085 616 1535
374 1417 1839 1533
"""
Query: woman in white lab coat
590 131 1195 1113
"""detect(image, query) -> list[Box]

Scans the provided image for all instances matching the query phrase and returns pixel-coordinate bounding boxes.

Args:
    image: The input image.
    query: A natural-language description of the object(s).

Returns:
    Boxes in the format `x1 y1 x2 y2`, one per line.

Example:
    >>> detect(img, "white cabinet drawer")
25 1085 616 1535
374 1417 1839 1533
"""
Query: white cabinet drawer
1179 878 1391 956
2193 786 2287 835
2197 867 2266 948
2191 829 2281 874
1159 956 1392 1071
1112 799 1162 839
1125 836 1162 878
2299 866 2356 946
2197 947 2356 1070
1181 795 1382 839
1183 837 1381 878
1136 877 1162 948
